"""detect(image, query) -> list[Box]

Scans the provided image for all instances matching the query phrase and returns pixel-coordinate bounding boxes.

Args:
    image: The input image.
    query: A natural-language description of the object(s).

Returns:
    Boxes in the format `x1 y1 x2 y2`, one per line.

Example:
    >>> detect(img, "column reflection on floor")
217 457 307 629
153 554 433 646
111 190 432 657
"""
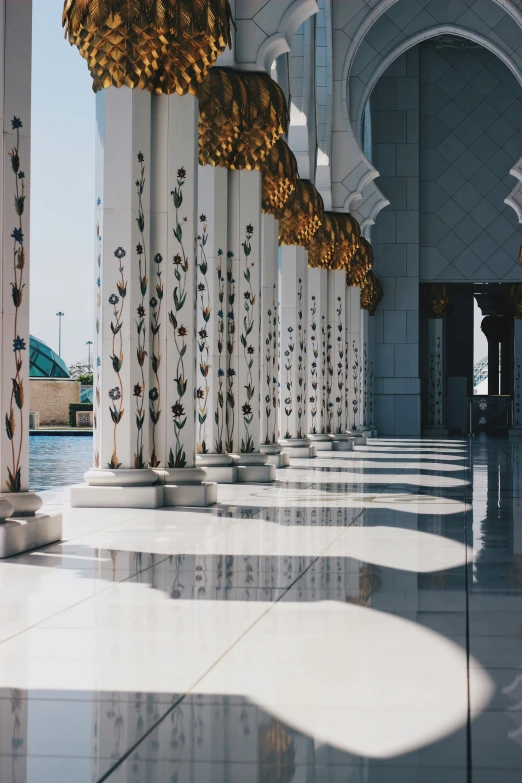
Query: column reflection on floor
4 437 522 781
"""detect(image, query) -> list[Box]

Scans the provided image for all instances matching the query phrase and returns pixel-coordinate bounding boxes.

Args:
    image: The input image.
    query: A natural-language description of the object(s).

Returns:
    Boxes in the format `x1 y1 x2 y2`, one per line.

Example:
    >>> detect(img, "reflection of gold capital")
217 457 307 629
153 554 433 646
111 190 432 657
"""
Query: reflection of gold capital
258 719 296 783
361 270 383 315
261 139 298 215
62 0 233 95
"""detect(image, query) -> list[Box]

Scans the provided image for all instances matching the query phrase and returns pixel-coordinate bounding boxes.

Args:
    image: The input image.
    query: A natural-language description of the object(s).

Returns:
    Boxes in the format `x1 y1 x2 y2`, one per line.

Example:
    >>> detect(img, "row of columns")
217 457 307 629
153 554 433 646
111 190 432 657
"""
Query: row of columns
71 84 376 508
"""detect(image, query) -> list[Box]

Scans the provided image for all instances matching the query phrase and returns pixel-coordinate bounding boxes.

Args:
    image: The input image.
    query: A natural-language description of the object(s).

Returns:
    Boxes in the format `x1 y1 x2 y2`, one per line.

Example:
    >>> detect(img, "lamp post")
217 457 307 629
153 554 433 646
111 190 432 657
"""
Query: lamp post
86 340 93 371
56 312 64 357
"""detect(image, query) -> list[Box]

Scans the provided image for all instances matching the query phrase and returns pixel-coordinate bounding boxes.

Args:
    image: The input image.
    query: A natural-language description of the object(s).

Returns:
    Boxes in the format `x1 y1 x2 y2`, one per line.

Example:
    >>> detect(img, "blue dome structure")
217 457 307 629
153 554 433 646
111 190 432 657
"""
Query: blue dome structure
29 335 69 378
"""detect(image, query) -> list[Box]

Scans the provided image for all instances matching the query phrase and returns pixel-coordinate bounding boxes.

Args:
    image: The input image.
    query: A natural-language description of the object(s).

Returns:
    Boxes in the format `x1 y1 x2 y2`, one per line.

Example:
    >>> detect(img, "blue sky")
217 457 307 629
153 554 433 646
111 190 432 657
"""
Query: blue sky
31 0 94 365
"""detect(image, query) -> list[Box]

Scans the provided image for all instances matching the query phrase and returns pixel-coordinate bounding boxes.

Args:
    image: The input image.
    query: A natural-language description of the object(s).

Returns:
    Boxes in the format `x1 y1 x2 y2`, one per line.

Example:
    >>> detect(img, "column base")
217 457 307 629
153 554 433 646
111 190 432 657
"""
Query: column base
163 483 218 507
260 443 290 467
308 434 333 452
196 454 237 484
352 436 368 446
423 428 448 437
156 468 217 506
4 492 43 517
70 485 163 509
230 453 276 483
71 468 162 508
0 512 62 558
266 454 290 467
509 427 522 441
330 433 355 452
367 428 378 438
278 438 317 458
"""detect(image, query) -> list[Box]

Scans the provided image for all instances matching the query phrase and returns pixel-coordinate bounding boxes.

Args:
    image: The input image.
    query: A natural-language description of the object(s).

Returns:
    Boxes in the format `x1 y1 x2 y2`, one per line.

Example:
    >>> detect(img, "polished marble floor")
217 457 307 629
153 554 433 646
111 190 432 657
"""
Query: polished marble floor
1 436 522 781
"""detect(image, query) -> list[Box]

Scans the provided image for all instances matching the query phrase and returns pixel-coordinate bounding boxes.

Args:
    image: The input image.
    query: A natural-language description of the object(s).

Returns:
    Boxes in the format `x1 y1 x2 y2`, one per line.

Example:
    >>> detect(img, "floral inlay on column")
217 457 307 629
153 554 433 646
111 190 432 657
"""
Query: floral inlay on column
240 224 256 453
168 167 189 469
283 326 294 439
429 335 442 427
515 357 521 427
369 361 374 426
264 286 278 445
321 315 327 434
134 152 148 469
326 323 333 434
352 340 359 431
108 247 127 469
6 117 26 492
309 296 318 434
335 297 344 434
149 251 163 467
296 279 306 439
225 251 236 453
196 214 211 454
94 198 102 468
363 342 368 427
215 249 225 453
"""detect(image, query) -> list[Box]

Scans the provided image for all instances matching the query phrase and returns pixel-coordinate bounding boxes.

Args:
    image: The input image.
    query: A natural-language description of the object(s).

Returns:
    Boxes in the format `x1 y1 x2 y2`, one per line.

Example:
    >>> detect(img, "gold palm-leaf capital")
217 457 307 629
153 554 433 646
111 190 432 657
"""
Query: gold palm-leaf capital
198 67 248 167
261 139 298 215
421 283 452 319
62 0 233 95
228 71 289 170
360 269 383 315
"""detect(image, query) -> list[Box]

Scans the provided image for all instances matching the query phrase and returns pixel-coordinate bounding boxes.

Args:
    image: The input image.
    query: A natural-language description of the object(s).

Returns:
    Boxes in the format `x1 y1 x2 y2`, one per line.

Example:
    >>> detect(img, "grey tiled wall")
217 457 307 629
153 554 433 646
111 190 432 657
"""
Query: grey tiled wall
372 49 421 436
419 42 522 282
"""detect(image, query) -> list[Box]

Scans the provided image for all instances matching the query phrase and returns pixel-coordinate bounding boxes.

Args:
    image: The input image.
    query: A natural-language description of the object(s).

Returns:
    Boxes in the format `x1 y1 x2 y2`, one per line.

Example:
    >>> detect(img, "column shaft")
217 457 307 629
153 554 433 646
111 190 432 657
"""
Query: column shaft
348 286 362 433
0 0 47 520
426 317 447 434
307 268 331 450
195 166 235 481
228 170 274 480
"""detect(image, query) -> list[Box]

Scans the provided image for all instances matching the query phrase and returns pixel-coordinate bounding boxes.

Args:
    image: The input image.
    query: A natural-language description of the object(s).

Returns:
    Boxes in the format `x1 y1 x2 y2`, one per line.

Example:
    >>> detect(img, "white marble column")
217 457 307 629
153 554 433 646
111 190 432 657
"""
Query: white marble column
228 170 275 482
367 312 377 435
260 213 288 468
348 285 364 442
195 165 236 482
72 87 162 509
149 93 217 505
360 308 370 432
0 0 63 552
425 316 447 436
328 270 353 451
307 267 332 451
280 246 316 458
511 319 522 435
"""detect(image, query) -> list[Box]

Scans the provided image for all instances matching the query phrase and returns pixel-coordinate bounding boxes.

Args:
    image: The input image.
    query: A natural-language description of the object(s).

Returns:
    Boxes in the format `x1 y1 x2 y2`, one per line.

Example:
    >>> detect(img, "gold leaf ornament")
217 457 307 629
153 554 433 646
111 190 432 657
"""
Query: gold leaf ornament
197 67 247 167
346 236 371 286
421 283 452 319
62 0 234 95
360 269 383 315
278 180 324 247
330 212 361 272
228 71 289 170
261 139 298 215
307 211 340 269
506 283 522 319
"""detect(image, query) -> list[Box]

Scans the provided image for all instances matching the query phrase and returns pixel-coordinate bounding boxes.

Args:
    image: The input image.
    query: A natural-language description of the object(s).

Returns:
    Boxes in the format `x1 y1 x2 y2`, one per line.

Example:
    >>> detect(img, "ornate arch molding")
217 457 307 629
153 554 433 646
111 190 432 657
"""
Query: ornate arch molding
254 0 319 72
341 0 522 130
354 25 522 138
347 23 522 225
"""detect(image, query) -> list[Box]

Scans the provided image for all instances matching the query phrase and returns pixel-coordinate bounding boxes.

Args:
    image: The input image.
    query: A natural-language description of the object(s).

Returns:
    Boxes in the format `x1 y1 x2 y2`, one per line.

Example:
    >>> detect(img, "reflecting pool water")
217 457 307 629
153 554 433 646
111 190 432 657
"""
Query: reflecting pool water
29 435 92 491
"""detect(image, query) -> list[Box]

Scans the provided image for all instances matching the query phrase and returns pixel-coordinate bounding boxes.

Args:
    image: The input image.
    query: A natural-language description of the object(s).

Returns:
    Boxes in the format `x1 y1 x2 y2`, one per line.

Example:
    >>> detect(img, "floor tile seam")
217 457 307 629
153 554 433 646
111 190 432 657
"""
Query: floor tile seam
0 551 176 643
58 507 150 545
96 484 370 781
